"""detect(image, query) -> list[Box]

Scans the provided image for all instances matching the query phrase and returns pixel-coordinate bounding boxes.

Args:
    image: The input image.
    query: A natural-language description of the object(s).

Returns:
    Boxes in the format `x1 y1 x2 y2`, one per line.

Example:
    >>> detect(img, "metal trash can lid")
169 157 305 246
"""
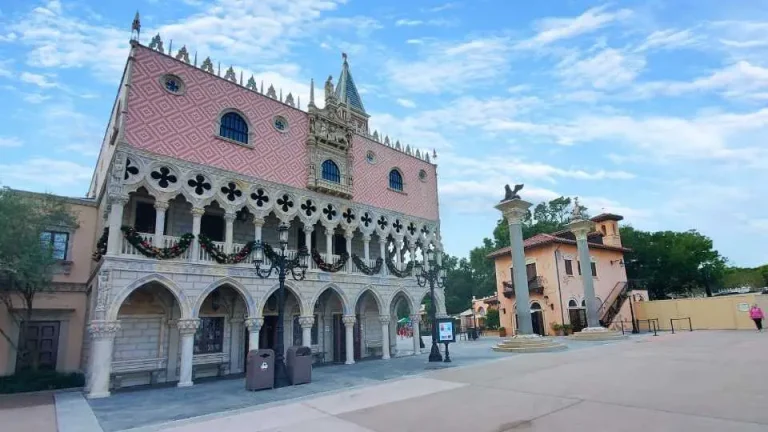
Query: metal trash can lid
296 346 312 356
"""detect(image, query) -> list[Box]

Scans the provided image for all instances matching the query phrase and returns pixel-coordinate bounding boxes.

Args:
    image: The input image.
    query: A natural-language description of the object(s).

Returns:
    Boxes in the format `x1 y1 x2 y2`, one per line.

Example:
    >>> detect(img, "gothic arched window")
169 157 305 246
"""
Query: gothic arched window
219 112 249 144
389 169 403 192
321 159 341 183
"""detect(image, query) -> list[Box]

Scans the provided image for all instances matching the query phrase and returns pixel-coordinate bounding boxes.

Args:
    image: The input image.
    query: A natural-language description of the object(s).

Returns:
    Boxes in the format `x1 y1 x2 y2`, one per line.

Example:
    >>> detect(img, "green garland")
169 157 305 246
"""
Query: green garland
385 253 415 278
351 254 383 275
121 226 194 259
311 249 349 273
92 227 109 261
198 234 256 264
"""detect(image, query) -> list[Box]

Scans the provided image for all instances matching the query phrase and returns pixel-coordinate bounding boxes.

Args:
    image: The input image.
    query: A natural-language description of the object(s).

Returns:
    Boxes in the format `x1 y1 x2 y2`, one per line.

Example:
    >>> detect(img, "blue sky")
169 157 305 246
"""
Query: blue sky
1 0 768 266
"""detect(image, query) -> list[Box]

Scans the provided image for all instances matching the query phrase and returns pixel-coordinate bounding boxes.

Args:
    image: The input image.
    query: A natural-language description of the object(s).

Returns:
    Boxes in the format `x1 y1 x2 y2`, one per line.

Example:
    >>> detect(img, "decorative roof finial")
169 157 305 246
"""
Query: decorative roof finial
131 11 141 42
246 75 257 91
432 149 438 159
193 51 197 66
266 84 277 99
503 184 524 201
148 33 164 53
175 46 190 63
342 52 348 64
260 81 264 93
224 66 237 82
168 40 173 56
279 88 283 102
309 78 315 107
297 96 301 109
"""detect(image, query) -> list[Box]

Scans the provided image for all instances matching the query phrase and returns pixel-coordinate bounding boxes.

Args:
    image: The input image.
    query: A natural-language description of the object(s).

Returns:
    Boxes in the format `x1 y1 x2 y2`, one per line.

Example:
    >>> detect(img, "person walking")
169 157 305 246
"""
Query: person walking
749 304 764 332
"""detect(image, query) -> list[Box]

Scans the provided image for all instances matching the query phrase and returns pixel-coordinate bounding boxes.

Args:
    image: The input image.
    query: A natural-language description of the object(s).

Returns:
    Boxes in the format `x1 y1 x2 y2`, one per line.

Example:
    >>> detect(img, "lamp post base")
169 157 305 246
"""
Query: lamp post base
274 359 291 388
428 342 443 362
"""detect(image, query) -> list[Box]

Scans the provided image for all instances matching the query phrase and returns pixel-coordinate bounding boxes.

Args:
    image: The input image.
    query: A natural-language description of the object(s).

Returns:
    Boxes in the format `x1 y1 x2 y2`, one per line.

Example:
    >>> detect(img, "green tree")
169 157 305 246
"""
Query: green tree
484 308 500 329
621 226 726 299
723 267 766 290
0 188 77 370
492 196 588 248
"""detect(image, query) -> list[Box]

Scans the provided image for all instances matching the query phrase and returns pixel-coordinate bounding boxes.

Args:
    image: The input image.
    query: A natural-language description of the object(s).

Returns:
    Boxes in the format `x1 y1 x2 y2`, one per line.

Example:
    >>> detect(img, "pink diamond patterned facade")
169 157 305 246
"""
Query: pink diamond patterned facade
123 46 439 221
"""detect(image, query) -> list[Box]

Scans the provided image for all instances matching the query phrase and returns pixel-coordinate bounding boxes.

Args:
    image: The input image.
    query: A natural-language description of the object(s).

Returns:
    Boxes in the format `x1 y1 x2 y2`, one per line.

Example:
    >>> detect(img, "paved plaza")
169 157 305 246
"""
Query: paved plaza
8 330 768 431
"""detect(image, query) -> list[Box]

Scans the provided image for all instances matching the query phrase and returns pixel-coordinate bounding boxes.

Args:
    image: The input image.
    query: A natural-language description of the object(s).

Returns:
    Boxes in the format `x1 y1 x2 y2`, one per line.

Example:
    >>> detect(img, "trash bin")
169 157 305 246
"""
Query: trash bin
286 346 312 385
246 349 274 391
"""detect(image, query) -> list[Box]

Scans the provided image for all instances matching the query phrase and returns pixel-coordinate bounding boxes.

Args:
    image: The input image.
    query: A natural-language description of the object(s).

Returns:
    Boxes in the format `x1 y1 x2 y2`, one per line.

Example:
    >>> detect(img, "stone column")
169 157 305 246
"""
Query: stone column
343 315 356 365
106 195 128 255
379 239 387 274
363 234 371 261
191 207 205 261
299 316 314 347
86 320 121 399
410 314 421 355
229 318 244 373
494 198 534 335
394 240 402 266
253 217 264 242
224 212 236 253
345 230 353 271
380 315 391 359
325 225 334 260
153 201 169 247
245 317 263 351
569 218 601 329
177 319 200 388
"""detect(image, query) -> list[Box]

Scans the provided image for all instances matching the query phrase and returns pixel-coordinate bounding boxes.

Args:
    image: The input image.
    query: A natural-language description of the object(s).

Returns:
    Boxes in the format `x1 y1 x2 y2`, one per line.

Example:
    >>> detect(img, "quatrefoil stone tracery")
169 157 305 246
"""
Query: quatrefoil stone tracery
393 219 404 233
301 199 317 217
407 222 417 236
150 166 177 189
250 189 269 207
361 213 372 228
221 182 242 202
377 216 388 230
277 194 294 213
342 208 355 224
187 175 211 196
124 158 139 181
322 204 337 220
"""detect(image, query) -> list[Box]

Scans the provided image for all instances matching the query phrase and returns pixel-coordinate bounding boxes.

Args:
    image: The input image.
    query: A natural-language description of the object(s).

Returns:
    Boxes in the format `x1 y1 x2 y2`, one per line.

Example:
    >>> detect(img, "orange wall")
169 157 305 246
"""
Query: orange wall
494 243 628 335
56 201 98 285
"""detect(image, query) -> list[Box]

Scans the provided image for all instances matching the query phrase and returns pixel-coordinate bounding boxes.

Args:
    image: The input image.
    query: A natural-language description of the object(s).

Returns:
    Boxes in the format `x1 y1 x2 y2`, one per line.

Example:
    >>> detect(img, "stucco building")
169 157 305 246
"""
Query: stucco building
11 26 444 398
487 214 644 336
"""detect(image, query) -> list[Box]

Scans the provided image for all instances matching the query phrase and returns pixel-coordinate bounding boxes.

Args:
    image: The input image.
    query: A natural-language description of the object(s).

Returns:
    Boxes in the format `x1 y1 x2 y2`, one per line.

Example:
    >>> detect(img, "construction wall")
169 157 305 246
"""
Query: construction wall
635 294 768 330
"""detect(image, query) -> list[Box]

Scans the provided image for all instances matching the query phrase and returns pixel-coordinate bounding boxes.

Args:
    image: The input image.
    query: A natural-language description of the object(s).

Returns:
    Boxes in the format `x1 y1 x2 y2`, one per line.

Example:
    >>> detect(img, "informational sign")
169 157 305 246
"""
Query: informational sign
738 303 750 312
260 362 268 370
437 318 456 343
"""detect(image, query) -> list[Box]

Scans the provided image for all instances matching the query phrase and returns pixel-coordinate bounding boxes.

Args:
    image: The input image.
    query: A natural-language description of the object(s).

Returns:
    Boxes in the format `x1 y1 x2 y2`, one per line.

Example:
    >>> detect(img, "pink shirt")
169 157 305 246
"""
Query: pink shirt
750 307 764 320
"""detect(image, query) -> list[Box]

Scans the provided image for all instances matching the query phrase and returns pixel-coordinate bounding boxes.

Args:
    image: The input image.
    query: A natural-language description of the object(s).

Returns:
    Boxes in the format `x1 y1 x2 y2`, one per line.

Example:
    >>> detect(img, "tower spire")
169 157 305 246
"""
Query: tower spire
309 78 315 108
131 11 141 42
334 52 367 115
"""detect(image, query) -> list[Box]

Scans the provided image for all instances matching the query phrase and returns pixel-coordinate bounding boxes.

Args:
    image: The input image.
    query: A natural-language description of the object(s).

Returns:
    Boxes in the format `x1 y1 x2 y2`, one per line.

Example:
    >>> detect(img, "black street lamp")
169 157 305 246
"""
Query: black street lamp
415 247 446 363
253 223 309 388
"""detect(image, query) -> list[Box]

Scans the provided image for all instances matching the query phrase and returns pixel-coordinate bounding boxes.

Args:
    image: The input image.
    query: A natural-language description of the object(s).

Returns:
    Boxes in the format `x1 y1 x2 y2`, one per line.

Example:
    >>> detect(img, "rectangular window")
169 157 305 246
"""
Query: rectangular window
564 259 573 276
194 317 224 354
40 231 69 260
591 262 597 277
525 263 537 280
134 201 156 233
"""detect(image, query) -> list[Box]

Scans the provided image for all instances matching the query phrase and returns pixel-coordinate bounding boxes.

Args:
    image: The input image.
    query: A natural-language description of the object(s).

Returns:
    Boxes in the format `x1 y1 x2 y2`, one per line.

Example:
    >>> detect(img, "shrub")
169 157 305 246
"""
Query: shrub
0 370 85 394
499 327 507 337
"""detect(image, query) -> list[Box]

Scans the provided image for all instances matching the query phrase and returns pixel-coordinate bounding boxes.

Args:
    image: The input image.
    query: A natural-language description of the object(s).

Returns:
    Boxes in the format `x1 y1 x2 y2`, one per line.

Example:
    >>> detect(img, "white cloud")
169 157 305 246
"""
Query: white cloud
635 29 699 52
558 48 646 89
0 158 93 188
0 60 11 78
396 19 423 26
425 2 457 13
22 93 50 104
633 61 768 101
406 39 424 45
515 5 633 49
0 136 22 147
385 37 510 93
19 71 56 88
396 98 416 108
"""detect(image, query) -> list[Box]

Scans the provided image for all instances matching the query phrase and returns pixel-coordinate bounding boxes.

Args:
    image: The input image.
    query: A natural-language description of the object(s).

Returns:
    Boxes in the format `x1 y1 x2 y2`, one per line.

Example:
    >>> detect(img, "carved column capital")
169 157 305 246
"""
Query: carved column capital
379 315 391 325
109 194 130 206
245 317 264 331
191 207 206 217
299 315 315 328
253 217 265 228
154 200 170 211
223 212 237 222
362 233 371 242
88 320 121 340
342 315 356 327
567 219 593 240
495 198 533 224
176 319 200 335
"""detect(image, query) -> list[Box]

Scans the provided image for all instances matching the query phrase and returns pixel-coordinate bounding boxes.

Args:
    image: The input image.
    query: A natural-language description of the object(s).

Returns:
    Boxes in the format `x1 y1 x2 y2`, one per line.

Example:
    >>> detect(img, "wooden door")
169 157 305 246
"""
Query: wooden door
531 312 545 336
16 321 60 372
569 309 587 333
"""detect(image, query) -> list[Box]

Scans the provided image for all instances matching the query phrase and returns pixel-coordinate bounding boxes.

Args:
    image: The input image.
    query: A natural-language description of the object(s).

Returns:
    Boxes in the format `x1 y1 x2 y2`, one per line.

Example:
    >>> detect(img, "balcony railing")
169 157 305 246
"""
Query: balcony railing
502 276 544 299
119 233 385 275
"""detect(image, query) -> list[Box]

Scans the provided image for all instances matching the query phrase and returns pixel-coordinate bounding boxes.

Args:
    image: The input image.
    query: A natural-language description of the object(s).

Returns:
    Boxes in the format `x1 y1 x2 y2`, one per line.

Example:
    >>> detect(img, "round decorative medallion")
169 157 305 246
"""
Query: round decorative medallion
160 74 185 95
366 151 376 164
273 116 289 133
418 169 427 182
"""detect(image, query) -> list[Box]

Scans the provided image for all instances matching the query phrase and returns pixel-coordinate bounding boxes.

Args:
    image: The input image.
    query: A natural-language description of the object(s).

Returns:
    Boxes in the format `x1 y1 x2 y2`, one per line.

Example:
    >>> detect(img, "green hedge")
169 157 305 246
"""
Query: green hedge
0 370 85 394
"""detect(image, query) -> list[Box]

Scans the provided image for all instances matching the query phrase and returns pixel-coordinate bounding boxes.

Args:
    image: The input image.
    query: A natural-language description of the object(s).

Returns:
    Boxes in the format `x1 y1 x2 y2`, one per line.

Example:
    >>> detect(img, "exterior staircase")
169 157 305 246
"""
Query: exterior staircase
598 282 630 328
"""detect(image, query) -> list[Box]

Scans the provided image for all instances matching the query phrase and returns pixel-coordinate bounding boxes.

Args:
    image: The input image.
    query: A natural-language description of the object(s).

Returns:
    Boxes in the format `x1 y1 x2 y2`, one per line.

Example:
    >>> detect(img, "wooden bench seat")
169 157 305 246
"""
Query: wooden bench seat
191 353 230 378
111 358 168 389
365 339 383 356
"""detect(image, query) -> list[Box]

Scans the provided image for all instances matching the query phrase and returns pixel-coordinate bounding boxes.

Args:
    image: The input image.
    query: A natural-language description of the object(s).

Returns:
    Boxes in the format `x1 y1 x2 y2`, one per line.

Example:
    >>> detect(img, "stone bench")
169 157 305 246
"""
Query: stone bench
111 358 168 389
365 339 383 356
191 353 230 378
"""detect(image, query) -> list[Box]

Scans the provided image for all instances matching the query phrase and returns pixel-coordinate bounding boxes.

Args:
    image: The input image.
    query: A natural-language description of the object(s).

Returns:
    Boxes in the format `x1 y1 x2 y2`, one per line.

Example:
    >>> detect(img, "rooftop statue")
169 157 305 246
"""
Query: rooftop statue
502 184 524 201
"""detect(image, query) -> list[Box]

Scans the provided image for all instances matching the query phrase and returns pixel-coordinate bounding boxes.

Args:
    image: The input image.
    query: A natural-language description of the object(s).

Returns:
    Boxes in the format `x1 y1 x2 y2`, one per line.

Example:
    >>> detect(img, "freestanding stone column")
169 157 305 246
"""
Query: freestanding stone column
87 320 121 398
380 315 391 359
567 201 625 341
177 319 200 387
245 317 263 351
494 194 534 335
492 185 566 353
410 314 421 355
299 315 314 347
343 315 356 365
106 195 128 255
153 201 169 247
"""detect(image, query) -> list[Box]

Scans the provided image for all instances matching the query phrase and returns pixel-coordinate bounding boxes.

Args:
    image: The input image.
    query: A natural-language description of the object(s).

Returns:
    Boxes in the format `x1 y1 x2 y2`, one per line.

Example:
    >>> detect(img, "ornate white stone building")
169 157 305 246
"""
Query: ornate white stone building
84 24 444 398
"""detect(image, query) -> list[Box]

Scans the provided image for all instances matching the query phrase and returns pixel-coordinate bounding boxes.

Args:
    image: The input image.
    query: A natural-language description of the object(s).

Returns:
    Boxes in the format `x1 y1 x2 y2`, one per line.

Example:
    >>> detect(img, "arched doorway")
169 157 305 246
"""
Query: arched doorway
354 289 383 360
569 299 587 332
113 281 183 388
312 287 347 364
260 287 302 359
194 284 251 377
530 302 545 336
390 291 415 356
